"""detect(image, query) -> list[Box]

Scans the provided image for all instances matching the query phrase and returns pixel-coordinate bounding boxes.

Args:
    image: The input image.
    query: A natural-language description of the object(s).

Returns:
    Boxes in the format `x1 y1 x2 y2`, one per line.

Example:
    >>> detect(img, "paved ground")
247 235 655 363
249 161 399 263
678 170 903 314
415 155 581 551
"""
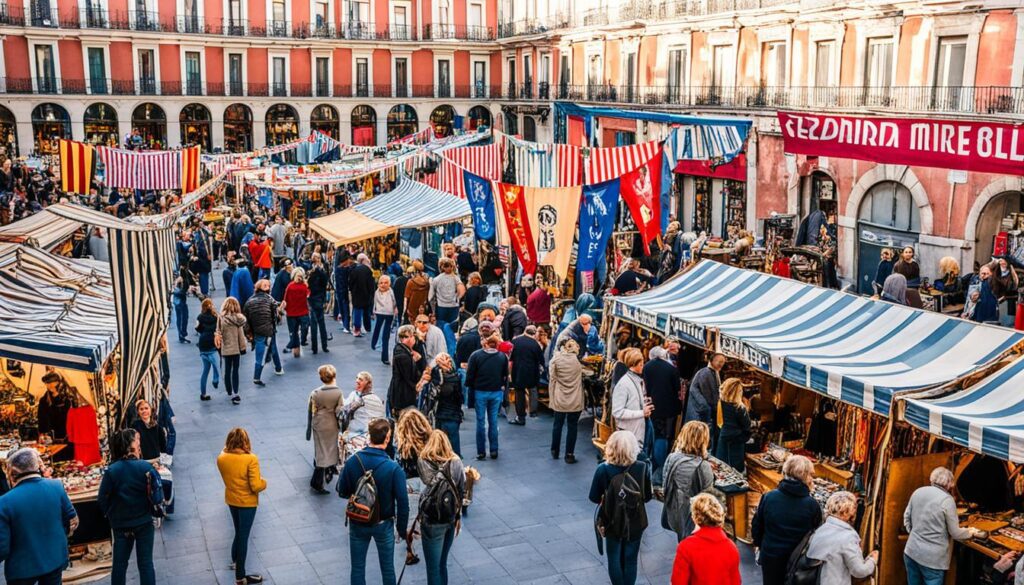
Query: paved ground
82 286 761 585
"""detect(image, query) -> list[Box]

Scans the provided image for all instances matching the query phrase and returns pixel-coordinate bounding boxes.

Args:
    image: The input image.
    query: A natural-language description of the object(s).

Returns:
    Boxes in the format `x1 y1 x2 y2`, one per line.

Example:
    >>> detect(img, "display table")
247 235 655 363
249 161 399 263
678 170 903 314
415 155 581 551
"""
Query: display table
707 456 750 542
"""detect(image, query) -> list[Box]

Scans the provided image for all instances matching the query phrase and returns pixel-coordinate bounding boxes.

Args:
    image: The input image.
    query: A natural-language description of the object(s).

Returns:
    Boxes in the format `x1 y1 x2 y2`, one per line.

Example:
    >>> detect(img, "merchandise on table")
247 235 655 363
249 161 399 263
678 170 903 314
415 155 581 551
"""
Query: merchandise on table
708 455 748 490
51 461 105 496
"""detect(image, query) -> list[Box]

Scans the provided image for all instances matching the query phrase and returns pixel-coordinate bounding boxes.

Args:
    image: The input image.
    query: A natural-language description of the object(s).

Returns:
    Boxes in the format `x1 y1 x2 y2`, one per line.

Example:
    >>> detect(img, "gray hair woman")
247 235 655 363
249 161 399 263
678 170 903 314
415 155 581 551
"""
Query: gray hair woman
751 454 823 585
903 466 980 584
806 491 877 584
880 273 908 305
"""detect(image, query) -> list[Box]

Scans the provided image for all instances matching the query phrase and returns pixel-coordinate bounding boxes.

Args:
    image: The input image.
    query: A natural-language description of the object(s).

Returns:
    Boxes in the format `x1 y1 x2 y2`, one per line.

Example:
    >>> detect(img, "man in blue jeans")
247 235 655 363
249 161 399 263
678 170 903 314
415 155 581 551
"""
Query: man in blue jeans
464 333 508 460
339 418 410 585
242 280 283 386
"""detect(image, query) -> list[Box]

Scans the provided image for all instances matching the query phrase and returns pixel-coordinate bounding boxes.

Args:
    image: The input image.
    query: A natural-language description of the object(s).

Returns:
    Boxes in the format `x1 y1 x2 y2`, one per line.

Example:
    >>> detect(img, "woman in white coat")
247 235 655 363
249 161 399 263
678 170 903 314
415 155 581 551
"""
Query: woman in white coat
806 491 878 585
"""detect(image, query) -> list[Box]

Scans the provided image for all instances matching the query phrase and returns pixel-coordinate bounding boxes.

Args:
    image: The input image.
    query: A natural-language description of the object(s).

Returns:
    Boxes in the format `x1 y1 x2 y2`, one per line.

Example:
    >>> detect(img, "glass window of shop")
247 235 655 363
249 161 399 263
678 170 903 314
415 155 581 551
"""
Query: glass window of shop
856 181 921 294
686 176 745 237
31 103 71 155
131 103 167 149
523 116 536 141
386 104 417 142
310 104 339 138
466 105 490 131
265 103 299 146
430 105 455 138
0 106 19 157
83 103 119 147
180 103 211 151
223 104 252 152
351 105 377 146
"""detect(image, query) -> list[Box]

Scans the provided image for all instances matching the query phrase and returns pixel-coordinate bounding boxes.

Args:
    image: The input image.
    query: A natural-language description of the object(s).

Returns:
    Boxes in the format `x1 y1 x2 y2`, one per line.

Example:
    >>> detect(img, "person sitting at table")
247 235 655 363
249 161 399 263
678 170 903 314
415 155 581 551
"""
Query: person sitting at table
935 257 964 303
131 399 167 461
37 371 71 443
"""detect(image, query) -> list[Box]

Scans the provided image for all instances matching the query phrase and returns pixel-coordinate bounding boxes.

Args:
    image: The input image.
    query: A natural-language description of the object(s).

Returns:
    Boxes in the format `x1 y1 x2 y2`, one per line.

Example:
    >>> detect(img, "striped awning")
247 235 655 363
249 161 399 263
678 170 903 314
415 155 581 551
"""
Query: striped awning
610 261 1024 416
0 246 116 371
310 179 470 245
903 358 1024 463
0 209 83 250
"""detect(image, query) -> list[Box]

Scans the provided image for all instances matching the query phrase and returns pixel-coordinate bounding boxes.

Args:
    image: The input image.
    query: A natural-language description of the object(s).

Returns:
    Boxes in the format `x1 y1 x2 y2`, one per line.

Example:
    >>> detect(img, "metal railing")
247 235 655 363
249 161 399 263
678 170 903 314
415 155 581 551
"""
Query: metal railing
224 17 246 35
424 23 494 41
389 23 411 40
267 19 289 37
80 6 108 27
130 10 164 31
138 77 157 95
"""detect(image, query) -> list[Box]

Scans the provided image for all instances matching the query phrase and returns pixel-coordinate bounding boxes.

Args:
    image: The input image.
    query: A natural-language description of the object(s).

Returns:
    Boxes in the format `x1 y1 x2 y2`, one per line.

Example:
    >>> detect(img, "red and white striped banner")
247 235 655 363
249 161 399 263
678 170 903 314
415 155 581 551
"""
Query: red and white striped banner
437 158 466 198
554 144 583 187
443 143 503 182
583 140 661 185
98 147 183 190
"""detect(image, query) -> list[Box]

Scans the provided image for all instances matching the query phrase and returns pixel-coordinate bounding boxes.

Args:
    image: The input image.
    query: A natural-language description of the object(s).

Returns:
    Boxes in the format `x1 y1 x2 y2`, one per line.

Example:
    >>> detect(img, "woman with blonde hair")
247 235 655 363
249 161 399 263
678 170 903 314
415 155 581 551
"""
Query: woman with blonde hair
217 297 248 405
806 491 877 585
671 494 740 585
396 408 433 480
216 428 267 585
589 430 653 585
715 378 751 472
306 365 343 494
417 430 466 585
281 267 310 358
662 421 714 541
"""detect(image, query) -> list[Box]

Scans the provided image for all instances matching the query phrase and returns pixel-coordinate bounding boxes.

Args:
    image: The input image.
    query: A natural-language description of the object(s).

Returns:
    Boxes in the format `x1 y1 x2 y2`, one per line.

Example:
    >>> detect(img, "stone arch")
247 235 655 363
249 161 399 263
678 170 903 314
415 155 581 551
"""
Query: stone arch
786 159 839 215
844 164 933 235
964 176 1024 244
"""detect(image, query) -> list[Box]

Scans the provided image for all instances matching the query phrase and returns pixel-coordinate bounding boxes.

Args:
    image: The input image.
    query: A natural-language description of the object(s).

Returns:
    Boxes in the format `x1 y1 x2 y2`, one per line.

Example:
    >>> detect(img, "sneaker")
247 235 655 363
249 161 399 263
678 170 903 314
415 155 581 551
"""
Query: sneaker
340 327 351 334
244 575 263 584
529 412 539 418
200 395 211 401
178 338 191 344
382 359 390 365
489 452 499 460
564 454 576 464
252 379 265 387
476 453 486 461
509 419 525 426
551 449 559 459
231 395 241 405
322 347 330 353
274 369 284 376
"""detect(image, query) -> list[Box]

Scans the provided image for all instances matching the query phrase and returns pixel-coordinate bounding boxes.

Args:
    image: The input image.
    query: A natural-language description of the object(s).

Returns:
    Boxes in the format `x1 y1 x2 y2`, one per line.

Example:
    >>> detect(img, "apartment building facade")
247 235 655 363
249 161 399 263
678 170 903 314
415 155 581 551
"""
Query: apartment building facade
0 0 502 154
497 0 1024 288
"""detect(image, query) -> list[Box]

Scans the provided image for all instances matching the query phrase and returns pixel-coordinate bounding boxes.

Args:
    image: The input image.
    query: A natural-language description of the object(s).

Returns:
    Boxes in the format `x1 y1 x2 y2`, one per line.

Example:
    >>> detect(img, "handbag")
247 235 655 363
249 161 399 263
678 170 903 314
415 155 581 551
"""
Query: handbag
146 470 166 519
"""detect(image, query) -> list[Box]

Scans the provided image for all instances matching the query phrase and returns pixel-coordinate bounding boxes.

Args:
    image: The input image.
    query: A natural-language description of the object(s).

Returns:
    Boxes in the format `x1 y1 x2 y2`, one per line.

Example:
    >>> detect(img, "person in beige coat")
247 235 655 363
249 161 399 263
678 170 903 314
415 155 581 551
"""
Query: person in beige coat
218 297 248 405
306 364 344 494
549 337 584 463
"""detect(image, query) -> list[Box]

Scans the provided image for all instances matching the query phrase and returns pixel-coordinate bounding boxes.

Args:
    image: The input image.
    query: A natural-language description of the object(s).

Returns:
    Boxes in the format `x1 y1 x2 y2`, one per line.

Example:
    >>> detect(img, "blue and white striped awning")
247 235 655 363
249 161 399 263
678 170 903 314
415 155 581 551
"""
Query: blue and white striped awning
610 261 1023 416
903 358 1024 463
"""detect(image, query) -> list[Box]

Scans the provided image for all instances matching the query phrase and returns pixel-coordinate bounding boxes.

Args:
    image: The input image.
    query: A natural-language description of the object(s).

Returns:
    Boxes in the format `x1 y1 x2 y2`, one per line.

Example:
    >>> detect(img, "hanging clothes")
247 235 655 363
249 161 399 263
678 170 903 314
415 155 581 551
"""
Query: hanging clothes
65 405 101 465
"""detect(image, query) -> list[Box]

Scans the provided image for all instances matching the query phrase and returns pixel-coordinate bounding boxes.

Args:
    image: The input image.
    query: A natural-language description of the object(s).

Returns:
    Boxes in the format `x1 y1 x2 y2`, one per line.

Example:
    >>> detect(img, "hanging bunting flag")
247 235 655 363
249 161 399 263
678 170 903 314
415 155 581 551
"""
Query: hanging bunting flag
523 185 583 279
463 171 497 242
495 183 538 276
578 179 621 273
59 139 95 195
620 149 664 255
584 140 661 185
180 145 201 193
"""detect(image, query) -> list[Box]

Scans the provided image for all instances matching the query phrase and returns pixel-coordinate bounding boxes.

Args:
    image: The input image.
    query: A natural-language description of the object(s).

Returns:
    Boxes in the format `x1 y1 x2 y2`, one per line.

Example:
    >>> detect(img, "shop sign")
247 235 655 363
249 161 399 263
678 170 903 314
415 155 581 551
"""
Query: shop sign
778 112 1024 177
614 302 662 333
667 316 706 347
719 334 771 372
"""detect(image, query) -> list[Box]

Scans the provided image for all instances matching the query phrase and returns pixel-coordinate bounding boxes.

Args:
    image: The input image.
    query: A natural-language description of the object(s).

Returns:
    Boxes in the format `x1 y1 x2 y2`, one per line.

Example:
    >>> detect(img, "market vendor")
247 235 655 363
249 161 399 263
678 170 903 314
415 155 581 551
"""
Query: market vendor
36 372 70 443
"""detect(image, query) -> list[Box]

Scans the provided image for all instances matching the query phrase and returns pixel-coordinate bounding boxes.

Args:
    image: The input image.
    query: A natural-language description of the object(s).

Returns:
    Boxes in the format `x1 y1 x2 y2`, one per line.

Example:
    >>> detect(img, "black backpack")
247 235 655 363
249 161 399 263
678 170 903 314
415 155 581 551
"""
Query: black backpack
784 529 823 585
419 460 462 525
599 468 647 541
343 454 384 524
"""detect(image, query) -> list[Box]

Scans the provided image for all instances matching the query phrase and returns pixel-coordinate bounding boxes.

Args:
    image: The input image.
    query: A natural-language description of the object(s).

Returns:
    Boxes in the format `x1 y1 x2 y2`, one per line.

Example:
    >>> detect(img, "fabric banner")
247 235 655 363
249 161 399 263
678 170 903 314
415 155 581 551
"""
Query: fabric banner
578 179 621 272
584 140 661 185
778 111 1024 177
494 183 538 275
523 185 582 278
59 140 94 195
463 171 497 242
180 146 201 193
619 149 663 254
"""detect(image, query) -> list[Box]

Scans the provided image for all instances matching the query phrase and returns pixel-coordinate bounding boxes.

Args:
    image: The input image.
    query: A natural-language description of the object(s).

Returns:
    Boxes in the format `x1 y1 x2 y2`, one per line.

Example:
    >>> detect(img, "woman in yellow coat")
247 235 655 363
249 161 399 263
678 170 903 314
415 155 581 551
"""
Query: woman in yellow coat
217 428 267 585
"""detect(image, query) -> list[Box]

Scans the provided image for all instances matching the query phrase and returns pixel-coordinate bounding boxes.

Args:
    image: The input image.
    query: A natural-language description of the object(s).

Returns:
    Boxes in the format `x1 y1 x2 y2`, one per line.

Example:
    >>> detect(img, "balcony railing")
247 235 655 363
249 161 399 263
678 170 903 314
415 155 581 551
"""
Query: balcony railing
424 23 494 41
307 21 334 38
389 23 411 40
130 10 165 31
345 21 377 40
267 19 289 37
224 17 246 35
80 6 108 27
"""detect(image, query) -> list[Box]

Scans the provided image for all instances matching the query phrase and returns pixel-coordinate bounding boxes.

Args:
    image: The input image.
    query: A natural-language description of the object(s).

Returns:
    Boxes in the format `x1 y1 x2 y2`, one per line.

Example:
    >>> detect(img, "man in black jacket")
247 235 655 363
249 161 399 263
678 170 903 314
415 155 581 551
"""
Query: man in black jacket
465 334 508 460
387 325 424 415
509 326 544 425
243 280 282 385
501 297 529 341
642 345 682 485
348 255 376 337
306 252 330 354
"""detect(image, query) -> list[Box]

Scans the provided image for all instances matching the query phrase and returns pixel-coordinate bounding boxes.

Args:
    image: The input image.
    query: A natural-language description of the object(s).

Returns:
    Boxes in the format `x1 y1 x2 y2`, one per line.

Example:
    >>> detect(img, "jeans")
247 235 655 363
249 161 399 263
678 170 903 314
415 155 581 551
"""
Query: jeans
174 300 189 341
223 354 240 396
513 386 538 419
334 288 351 330
198 272 210 296
257 267 271 280
421 522 456 585
308 299 328 352
371 314 394 361
253 335 281 380
8 567 62 585
286 315 309 349
653 437 670 484
229 505 257 581
199 350 219 396
352 305 373 334
605 536 641 585
474 390 502 455
349 519 396 585
904 555 945 585
435 305 459 330
111 521 155 585
551 411 581 455
437 418 461 457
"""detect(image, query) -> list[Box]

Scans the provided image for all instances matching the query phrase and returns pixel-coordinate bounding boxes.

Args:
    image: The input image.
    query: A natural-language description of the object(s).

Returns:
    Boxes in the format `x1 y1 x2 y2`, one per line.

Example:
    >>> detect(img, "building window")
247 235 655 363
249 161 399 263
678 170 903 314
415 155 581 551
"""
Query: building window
437 59 451 98
587 54 601 100
311 103 339 137
395 58 408 97
185 51 202 95
314 0 328 28
623 51 636 102
227 0 243 33
933 36 967 111
539 53 550 98
473 61 486 98
87 47 107 94
316 57 329 96
348 0 369 37
138 48 156 94
355 57 369 96
272 56 286 96
392 5 408 40
468 2 483 38
228 53 243 95
522 54 532 98
270 0 287 35
182 0 199 31
668 48 686 102
35 45 57 93
559 53 570 97
762 41 786 86
508 57 517 97
815 41 834 86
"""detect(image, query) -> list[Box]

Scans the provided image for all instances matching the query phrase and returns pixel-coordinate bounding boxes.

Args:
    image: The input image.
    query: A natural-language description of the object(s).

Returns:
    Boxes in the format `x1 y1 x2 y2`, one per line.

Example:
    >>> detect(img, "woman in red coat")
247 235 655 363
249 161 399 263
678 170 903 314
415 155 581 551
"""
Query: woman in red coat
671 493 741 585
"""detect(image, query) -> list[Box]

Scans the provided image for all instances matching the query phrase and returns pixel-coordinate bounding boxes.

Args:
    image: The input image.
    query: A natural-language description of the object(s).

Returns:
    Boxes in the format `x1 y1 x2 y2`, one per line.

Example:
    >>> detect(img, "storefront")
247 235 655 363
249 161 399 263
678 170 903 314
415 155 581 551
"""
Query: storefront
386 104 417 142
265 104 299 146
223 104 252 153
179 103 212 151
83 103 118 147
799 169 837 218
131 103 167 149
351 104 376 146
973 189 1024 266
674 154 748 237
0 105 19 156
310 104 339 138
466 105 491 131
855 181 921 294
32 103 71 155
430 105 456 138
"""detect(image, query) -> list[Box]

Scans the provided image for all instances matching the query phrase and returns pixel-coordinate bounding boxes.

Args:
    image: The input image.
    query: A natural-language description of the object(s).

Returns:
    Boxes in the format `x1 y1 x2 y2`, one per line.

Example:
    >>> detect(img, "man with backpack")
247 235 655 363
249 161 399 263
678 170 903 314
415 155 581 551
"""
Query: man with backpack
338 418 410 585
